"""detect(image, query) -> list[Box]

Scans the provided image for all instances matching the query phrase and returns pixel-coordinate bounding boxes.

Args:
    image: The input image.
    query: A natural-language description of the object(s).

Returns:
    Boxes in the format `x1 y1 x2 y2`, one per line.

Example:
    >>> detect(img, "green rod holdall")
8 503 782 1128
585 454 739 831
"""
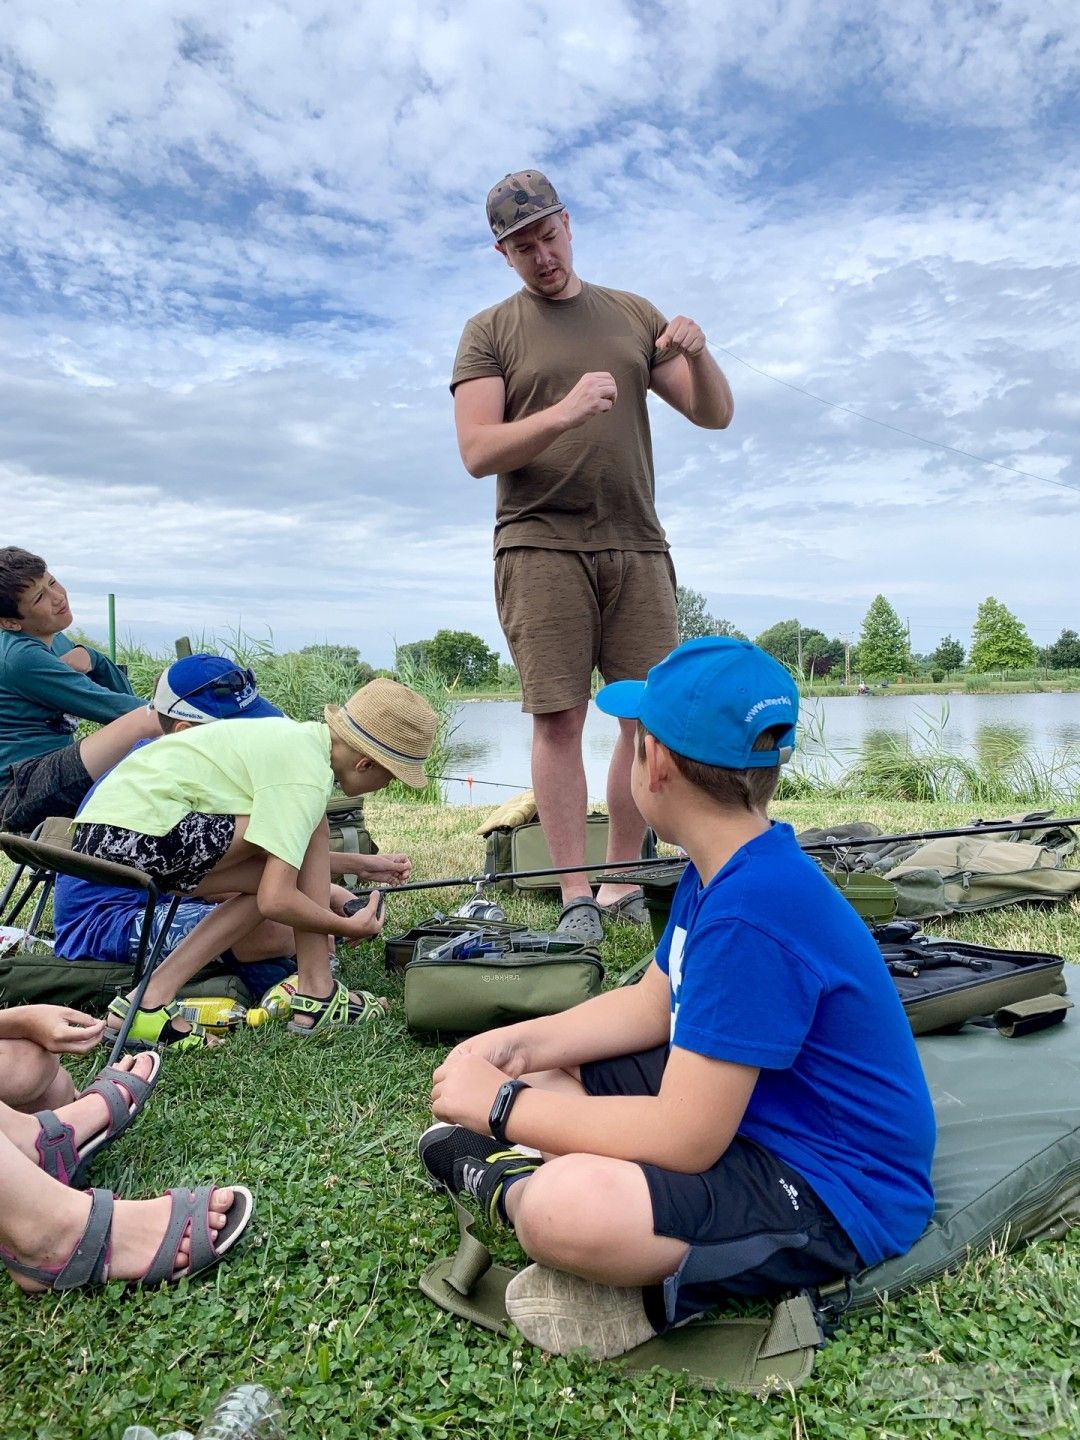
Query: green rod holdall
404 934 604 1035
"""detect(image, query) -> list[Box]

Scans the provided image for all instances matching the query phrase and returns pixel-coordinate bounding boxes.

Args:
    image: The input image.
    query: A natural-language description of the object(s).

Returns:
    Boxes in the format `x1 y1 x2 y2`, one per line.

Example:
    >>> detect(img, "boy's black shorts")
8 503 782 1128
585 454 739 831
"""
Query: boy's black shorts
0 742 92 834
580 1045 862 1322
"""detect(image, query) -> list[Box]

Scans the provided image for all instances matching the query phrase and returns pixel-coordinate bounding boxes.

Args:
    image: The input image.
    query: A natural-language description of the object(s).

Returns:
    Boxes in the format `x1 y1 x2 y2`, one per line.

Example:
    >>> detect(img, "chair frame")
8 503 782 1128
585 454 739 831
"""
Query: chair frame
0 830 182 1064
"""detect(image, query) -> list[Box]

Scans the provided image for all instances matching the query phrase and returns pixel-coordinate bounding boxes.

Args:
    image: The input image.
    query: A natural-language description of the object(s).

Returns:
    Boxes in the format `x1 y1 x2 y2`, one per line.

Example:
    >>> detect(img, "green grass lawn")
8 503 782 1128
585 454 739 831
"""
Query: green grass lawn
2 797 1078 1439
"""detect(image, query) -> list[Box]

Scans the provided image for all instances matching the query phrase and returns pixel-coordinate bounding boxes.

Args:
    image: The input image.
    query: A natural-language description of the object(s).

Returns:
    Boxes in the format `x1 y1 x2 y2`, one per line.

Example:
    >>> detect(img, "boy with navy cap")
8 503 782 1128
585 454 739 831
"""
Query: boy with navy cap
420 638 936 1359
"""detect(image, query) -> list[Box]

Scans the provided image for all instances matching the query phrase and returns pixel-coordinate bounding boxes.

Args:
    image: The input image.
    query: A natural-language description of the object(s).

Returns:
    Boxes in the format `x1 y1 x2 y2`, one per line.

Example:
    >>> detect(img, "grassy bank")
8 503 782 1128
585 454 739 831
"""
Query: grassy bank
2 797 1078 1437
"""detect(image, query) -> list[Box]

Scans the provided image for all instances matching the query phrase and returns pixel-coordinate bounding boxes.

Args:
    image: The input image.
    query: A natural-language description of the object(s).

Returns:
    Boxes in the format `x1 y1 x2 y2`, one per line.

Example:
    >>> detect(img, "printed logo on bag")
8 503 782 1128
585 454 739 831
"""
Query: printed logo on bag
481 973 521 983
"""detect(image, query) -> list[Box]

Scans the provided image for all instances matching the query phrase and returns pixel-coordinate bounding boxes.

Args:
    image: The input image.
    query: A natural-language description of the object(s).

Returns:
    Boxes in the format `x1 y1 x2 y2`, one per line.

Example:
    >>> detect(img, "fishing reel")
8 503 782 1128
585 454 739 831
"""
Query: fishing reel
453 880 507 924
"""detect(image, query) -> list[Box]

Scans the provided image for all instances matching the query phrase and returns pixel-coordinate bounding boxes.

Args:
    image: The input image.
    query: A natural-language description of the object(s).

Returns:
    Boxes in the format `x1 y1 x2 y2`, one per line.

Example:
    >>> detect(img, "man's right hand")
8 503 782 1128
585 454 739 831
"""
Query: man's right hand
557 371 618 429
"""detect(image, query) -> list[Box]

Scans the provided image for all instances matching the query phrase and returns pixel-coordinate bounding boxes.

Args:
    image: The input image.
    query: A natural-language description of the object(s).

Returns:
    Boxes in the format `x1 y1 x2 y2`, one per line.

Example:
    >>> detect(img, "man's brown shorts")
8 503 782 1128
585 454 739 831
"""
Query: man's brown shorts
494 547 678 714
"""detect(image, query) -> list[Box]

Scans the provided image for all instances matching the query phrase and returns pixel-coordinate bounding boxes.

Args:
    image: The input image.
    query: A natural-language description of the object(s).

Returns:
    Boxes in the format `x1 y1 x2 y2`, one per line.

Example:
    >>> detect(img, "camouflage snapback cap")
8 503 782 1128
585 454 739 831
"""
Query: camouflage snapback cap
486 170 564 242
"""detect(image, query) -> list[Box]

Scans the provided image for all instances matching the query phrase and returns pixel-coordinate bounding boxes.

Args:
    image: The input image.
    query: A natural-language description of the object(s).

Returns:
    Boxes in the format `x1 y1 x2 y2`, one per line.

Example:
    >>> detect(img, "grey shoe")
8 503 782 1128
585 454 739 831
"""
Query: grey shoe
555 896 605 943
505 1263 655 1358
597 887 648 925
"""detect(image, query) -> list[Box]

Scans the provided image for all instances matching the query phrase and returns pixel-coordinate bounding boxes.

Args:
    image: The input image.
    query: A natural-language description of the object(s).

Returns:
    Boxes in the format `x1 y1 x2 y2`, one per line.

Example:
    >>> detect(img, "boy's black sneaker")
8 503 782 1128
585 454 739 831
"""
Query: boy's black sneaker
418 1123 541 1227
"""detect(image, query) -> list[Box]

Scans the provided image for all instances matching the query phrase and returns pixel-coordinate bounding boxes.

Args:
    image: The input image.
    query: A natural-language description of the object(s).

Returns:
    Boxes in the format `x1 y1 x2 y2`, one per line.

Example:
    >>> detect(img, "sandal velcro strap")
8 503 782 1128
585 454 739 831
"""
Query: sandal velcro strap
32 1111 80 1186
287 982 385 1035
0 1188 114 1291
108 996 210 1051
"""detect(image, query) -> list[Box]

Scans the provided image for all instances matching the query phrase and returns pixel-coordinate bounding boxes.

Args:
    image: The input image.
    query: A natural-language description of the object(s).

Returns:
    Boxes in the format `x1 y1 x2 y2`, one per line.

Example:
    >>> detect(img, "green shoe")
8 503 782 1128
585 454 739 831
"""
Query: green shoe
107 997 212 1052
286 981 387 1036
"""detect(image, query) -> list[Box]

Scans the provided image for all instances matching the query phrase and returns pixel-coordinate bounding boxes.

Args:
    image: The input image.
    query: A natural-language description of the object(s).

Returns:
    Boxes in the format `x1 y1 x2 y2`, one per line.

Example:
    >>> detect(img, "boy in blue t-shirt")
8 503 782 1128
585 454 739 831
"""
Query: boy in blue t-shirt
420 638 936 1359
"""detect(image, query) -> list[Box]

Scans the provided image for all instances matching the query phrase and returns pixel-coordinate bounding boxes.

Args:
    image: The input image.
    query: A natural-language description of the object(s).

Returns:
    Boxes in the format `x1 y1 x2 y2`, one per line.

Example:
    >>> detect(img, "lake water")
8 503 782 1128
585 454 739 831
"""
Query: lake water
440 691 1080 805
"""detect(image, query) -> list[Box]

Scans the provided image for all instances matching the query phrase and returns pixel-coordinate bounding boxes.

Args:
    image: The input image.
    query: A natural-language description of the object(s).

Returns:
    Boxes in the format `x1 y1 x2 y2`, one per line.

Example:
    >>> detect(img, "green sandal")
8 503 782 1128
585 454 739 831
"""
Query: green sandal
107 997 213 1052
286 981 387 1036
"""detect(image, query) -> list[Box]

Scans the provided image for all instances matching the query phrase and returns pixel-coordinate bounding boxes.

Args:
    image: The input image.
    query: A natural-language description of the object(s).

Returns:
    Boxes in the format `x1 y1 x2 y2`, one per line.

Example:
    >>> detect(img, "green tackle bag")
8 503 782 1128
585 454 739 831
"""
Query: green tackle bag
0 949 253 1013
383 915 528 974
404 933 604 1035
483 814 657 893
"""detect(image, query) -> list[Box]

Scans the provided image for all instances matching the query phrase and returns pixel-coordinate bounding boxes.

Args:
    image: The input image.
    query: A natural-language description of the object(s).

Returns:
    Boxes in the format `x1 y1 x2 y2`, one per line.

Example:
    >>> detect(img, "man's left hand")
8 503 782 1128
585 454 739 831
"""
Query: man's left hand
431 1052 508 1131
656 315 707 360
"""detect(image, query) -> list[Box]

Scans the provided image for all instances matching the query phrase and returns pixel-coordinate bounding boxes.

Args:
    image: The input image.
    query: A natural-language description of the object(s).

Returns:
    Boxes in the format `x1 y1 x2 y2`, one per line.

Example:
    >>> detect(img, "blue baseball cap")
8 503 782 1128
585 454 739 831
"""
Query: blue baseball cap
152 653 283 723
595 637 798 769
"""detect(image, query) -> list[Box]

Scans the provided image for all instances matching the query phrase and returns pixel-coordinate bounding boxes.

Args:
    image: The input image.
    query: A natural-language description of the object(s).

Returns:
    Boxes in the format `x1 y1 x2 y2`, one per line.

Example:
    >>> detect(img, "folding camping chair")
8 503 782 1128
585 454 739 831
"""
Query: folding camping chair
0 816 76 939
0 829 182 1064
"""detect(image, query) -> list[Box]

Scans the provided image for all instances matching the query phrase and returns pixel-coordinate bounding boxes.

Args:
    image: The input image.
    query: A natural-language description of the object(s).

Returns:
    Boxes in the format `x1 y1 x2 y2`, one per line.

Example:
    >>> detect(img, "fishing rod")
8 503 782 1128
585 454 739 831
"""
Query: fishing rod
798 814 1080 853
352 813 1080 898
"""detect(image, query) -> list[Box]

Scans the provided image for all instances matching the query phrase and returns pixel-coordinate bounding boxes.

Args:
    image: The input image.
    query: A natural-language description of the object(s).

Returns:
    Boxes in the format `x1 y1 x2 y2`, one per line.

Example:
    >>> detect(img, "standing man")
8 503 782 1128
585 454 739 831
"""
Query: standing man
451 171 734 939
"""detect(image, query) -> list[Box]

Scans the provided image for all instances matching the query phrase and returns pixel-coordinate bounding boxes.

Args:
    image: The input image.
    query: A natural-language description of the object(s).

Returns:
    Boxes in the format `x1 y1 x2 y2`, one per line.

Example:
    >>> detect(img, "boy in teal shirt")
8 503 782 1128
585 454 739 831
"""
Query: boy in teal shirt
73 678 437 1047
0 547 161 831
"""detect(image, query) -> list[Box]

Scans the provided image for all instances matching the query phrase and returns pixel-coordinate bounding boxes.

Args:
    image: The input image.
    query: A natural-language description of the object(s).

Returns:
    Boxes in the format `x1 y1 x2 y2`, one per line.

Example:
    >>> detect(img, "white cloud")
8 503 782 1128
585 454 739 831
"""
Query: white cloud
0 0 1077 669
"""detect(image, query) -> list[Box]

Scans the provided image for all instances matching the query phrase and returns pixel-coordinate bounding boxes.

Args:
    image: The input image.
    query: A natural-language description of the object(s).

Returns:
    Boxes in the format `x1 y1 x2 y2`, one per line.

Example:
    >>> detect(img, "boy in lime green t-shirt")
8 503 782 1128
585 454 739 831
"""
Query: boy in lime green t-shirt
72 679 437 1049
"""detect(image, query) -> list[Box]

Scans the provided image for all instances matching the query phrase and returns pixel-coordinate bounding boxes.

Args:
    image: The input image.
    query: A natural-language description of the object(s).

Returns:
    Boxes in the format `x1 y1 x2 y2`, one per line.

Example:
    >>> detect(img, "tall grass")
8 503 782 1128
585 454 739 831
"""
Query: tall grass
780 701 1080 806
116 630 460 804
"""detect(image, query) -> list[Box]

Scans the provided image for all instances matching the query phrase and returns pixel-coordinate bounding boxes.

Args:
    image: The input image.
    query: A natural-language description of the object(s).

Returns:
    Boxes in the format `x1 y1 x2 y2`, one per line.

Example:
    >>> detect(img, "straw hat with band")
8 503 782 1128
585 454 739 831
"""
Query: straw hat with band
324 678 437 789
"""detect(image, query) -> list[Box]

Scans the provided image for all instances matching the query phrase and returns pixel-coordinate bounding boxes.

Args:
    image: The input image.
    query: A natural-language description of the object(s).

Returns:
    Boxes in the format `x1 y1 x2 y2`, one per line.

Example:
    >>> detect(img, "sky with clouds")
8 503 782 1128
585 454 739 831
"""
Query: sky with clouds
2 0 1078 667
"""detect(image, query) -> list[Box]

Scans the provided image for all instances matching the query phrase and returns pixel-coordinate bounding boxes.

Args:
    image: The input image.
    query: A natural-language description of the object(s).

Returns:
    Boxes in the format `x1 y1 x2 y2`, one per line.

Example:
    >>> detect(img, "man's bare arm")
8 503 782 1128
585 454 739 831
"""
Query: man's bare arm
454 372 618 477
649 315 734 429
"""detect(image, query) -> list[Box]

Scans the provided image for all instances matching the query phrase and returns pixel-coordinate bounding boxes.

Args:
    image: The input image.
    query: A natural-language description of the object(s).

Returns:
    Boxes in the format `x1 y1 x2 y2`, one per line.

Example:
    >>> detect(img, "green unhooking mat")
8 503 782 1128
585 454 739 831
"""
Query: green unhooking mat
419 1018 1080 1393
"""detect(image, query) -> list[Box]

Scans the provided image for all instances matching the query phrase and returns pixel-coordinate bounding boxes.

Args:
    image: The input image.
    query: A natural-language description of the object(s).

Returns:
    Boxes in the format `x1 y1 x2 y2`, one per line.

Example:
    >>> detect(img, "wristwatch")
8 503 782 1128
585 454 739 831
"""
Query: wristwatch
489 1079 531 1145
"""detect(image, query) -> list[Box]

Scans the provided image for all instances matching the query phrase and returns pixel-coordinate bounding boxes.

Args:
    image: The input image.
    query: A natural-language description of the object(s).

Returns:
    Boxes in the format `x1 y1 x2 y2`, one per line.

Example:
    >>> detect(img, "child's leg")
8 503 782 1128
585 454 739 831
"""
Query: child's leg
0 1054 156 1160
126 894 267 1013
0 1040 73 1113
0 1127 238 1291
291 820 335 1003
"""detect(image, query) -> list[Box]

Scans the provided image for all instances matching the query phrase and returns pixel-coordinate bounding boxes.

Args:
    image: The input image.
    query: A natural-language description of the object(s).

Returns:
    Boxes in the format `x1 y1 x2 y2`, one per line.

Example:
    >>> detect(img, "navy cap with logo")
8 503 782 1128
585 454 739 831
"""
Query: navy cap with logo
595 637 798 769
152 654 283 724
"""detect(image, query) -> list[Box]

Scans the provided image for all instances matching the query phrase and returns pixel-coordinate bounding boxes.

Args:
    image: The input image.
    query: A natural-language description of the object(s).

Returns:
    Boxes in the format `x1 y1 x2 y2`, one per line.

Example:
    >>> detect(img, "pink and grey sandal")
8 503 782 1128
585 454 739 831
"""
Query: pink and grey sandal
1 1183 254 1292
33 1052 163 1188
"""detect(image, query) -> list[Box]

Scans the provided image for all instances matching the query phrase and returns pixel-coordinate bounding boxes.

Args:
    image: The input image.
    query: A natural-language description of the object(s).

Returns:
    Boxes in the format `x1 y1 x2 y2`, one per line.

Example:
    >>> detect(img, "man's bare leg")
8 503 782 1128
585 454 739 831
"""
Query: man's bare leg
531 704 590 905
595 715 647 908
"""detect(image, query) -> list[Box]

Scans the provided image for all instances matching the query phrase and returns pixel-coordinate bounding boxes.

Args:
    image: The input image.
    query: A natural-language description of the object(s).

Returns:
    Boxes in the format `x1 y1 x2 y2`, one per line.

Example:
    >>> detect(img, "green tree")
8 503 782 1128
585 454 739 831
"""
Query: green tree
754 619 801 670
931 635 965 675
675 585 746 644
857 595 910 680
1044 628 1080 670
969 597 1037 677
403 630 501 691
800 630 844 677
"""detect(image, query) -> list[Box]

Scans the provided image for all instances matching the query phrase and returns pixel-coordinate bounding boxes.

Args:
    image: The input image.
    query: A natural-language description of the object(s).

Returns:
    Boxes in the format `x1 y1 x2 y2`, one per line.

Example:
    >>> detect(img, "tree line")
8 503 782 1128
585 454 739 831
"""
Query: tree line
675 587 1080 682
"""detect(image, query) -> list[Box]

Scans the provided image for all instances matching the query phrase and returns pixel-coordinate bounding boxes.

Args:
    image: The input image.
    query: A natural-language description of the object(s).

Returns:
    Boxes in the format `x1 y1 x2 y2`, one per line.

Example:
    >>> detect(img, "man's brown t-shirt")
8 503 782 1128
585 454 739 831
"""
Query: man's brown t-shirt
451 283 676 555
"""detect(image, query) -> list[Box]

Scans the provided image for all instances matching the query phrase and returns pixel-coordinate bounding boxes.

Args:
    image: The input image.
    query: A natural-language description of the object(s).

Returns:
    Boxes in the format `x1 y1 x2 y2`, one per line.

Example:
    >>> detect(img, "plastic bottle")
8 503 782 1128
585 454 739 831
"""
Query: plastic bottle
120 1427 194 1440
244 995 290 1028
173 997 249 1035
194 1384 284 1439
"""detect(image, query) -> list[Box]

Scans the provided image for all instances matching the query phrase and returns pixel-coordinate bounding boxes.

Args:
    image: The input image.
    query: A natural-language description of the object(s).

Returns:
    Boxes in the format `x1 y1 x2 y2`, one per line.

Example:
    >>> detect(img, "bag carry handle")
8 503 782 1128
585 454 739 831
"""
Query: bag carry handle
994 993 1073 1038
